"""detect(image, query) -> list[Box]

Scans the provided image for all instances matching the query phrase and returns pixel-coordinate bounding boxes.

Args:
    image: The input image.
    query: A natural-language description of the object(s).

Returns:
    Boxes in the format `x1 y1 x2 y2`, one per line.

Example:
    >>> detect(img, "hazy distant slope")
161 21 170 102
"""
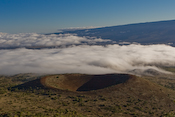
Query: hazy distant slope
54 20 175 46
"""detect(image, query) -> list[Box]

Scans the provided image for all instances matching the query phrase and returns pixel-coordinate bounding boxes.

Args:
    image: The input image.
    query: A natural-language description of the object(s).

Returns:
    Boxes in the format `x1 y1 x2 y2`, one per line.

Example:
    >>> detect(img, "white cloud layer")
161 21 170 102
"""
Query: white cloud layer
58 26 100 32
0 38 175 75
0 33 111 48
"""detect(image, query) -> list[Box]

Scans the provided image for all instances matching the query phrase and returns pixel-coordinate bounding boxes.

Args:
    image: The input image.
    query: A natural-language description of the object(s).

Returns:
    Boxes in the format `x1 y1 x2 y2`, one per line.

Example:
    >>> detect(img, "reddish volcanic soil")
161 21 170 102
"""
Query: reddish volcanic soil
40 74 132 91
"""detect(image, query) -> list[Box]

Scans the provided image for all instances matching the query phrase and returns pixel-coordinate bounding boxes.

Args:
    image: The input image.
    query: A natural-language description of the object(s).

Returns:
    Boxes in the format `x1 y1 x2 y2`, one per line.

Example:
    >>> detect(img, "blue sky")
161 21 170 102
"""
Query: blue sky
0 0 175 34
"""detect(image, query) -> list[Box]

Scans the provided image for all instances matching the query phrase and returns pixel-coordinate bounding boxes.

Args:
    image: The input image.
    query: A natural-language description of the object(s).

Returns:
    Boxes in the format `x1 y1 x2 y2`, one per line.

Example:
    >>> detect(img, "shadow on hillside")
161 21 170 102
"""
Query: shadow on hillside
10 74 131 92
77 74 130 91
10 78 46 91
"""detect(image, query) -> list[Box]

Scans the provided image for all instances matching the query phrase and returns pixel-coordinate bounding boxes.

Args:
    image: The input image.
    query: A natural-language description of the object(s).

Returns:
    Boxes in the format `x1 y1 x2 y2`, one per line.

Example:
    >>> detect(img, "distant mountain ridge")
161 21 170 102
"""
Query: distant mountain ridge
53 20 175 46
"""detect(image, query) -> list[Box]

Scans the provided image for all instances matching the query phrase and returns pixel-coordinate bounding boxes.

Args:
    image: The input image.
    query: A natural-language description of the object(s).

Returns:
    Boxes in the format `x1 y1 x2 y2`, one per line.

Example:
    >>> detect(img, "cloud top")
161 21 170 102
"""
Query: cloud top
0 40 175 75
0 33 111 49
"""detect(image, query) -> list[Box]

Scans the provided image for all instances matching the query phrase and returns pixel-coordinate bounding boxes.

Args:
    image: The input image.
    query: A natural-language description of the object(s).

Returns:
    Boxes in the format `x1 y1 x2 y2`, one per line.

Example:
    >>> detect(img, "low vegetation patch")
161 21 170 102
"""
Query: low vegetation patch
0 73 175 117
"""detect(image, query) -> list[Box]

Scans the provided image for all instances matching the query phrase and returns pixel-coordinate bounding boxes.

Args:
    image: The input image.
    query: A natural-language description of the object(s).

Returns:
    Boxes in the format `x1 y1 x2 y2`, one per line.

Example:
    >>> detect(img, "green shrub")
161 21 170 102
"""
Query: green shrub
0 88 6 94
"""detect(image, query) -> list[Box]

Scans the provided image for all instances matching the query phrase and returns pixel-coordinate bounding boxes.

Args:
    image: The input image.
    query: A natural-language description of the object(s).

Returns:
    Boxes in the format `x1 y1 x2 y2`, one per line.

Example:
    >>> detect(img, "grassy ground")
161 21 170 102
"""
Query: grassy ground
0 74 175 117
162 67 175 73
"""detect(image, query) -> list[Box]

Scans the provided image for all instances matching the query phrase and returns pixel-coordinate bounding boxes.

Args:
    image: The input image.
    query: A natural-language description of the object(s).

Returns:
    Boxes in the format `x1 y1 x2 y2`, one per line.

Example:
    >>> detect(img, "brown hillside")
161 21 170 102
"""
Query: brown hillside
40 74 131 91
9 73 175 116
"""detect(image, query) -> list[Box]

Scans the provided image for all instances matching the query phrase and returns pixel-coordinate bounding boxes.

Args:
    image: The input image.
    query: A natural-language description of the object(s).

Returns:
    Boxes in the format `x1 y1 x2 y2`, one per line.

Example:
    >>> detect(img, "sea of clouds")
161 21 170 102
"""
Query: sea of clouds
0 32 175 75
0 32 111 48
